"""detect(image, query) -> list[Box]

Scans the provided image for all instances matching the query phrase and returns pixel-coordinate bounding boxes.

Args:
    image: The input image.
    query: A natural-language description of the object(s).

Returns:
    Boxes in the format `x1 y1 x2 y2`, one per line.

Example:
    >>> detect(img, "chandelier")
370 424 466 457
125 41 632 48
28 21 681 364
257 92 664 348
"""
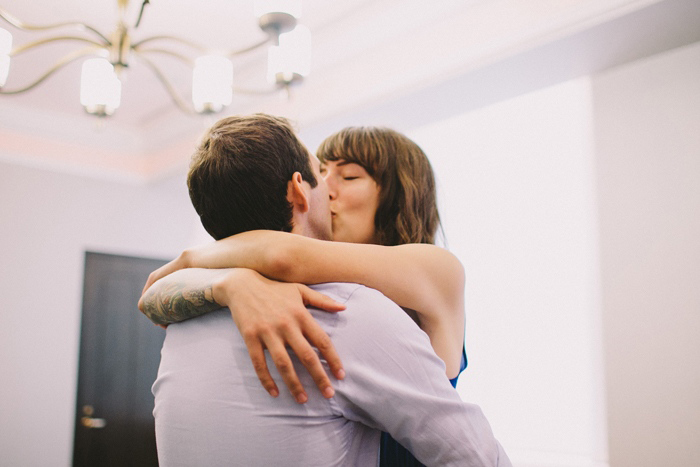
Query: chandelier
0 0 311 117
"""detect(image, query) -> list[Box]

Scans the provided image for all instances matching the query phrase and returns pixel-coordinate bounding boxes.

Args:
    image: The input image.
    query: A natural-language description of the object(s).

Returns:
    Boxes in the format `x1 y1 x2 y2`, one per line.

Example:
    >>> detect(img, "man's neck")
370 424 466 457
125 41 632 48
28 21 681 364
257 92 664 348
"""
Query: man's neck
290 223 319 241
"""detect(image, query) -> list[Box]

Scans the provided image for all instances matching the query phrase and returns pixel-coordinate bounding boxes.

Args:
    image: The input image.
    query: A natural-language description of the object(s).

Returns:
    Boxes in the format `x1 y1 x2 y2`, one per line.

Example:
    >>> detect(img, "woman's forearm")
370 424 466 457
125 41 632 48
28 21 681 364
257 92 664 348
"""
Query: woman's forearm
178 231 296 278
152 231 466 373
142 230 466 377
185 231 465 324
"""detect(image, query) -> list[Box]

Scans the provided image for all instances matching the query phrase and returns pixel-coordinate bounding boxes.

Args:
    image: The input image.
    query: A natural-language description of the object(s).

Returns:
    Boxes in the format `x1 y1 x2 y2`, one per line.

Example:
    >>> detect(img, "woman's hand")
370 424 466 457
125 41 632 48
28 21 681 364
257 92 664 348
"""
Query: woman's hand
142 253 191 295
213 269 346 404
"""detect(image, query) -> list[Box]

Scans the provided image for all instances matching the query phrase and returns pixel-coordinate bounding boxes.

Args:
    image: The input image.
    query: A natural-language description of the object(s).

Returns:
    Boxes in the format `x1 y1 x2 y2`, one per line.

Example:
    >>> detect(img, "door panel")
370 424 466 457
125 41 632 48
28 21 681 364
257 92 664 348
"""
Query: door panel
73 252 168 467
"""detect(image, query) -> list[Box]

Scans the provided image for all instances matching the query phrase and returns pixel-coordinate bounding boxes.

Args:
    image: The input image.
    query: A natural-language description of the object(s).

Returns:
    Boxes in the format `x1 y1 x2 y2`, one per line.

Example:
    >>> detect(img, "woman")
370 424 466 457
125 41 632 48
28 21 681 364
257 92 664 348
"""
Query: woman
141 127 467 466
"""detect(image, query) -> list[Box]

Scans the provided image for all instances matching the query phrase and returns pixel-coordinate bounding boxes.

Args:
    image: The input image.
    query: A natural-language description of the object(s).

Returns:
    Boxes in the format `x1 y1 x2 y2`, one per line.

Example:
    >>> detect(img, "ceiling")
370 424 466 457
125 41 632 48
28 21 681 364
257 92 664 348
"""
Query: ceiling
1 0 699 181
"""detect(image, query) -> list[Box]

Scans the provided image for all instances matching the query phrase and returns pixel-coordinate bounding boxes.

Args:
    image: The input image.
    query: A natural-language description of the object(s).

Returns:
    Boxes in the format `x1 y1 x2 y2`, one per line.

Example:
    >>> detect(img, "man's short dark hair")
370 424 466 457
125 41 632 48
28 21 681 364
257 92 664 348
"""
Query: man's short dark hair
188 114 318 240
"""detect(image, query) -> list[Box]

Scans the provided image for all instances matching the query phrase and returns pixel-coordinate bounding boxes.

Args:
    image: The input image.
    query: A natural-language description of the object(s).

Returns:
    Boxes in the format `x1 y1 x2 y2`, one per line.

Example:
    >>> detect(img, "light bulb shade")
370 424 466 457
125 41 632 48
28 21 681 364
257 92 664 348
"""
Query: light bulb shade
0 55 10 87
80 58 121 116
268 25 311 83
280 25 311 76
254 0 302 18
192 55 233 113
0 28 12 55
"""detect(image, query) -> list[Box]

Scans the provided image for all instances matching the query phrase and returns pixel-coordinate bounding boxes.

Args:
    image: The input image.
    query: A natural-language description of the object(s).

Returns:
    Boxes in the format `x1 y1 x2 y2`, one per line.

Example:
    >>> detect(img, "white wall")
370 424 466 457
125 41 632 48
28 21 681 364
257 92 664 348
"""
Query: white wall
389 40 700 467
0 164 203 466
407 79 607 467
592 41 700 467
2 39 698 467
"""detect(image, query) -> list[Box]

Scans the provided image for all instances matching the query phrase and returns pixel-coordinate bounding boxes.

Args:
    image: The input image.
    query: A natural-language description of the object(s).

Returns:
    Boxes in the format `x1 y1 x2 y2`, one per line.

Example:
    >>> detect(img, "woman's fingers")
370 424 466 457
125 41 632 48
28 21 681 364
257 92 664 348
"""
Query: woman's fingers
285 321 338 398
300 312 345 382
241 330 280 398
256 315 339 402
142 260 180 294
262 333 308 404
142 250 196 294
237 309 343 402
222 273 345 402
299 286 347 312
297 286 346 381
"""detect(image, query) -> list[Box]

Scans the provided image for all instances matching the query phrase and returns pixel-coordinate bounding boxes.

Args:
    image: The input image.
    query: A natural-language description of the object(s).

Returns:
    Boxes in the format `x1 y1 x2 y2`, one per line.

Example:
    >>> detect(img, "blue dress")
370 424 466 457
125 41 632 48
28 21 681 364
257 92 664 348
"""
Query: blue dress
379 346 468 466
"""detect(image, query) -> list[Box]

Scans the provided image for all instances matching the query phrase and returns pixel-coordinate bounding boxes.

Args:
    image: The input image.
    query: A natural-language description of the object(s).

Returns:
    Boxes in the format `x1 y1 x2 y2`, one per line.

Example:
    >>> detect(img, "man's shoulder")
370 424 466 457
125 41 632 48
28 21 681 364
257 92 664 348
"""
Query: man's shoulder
309 282 412 333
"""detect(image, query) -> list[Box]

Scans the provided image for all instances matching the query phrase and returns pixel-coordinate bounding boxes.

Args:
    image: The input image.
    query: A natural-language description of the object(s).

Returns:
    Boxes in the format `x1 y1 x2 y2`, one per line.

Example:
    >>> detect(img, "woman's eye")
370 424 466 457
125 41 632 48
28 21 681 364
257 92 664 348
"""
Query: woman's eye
343 176 359 181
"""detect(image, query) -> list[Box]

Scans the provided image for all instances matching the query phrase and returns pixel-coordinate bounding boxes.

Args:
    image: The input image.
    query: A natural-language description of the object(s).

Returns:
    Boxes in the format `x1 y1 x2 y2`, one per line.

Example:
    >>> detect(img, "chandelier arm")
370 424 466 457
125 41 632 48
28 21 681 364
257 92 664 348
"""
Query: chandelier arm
134 48 194 66
0 47 101 94
11 36 107 57
132 35 207 53
227 37 271 57
0 7 111 45
136 53 196 114
231 86 280 96
133 36 272 57
134 0 149 29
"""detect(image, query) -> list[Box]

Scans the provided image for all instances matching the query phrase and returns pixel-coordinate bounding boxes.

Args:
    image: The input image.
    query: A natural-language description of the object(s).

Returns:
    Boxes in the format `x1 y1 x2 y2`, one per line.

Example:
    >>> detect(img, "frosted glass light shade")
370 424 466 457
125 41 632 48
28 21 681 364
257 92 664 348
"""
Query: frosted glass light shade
80 58 121 115
0 55 9 87
268 25 311 83
254 0 302 18
267 45 284 83
279 25 311 76
192 55 233 113
0 28 12 55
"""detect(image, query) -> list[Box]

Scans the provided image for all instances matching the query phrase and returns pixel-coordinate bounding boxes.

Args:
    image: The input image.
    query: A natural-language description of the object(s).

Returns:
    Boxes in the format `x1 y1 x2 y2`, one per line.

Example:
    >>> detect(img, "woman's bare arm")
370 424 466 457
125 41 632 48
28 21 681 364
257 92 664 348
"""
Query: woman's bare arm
143 230 466 377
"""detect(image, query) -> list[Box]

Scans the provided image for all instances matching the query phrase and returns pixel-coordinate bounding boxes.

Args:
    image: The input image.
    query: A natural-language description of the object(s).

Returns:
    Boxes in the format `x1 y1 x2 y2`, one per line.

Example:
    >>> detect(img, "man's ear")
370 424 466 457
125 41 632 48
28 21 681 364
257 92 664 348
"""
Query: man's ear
286 172 310 213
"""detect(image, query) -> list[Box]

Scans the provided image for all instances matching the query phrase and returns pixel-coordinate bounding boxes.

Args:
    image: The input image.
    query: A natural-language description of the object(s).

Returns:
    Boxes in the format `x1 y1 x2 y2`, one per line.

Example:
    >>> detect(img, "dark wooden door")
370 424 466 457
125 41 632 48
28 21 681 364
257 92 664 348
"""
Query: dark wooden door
73 252 168 467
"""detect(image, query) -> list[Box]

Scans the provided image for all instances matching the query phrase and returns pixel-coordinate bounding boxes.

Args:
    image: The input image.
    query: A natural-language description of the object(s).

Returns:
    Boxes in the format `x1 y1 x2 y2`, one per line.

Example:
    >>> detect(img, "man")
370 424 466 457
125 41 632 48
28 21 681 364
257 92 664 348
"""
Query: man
145 114 510 466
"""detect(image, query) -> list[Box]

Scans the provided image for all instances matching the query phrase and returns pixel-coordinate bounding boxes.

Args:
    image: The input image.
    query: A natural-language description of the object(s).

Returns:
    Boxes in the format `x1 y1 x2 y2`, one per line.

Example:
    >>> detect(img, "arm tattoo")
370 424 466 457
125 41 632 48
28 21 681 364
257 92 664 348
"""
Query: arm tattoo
141 280 222 325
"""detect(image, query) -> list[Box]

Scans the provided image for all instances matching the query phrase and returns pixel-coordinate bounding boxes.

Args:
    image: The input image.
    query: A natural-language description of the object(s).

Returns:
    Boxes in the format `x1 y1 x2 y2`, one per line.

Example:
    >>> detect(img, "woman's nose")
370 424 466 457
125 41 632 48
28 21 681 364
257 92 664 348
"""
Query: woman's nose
324 174 337 199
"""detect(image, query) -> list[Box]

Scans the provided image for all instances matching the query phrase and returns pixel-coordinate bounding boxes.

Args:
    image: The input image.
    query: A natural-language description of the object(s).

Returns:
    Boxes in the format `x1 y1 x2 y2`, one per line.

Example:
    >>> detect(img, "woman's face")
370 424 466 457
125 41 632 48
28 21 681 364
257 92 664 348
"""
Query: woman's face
320 160 381 244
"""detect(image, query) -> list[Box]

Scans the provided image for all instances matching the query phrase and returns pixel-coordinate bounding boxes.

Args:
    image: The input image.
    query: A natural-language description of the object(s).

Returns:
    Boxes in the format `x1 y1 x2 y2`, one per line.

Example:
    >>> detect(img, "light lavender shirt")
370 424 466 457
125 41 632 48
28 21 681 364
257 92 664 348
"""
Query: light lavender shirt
153 282 510 467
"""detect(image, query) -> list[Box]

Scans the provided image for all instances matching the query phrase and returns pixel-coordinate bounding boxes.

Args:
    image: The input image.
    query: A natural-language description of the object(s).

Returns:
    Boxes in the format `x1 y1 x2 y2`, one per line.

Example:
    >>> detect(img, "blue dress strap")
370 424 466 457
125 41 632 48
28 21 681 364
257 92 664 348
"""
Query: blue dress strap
449 345 468 388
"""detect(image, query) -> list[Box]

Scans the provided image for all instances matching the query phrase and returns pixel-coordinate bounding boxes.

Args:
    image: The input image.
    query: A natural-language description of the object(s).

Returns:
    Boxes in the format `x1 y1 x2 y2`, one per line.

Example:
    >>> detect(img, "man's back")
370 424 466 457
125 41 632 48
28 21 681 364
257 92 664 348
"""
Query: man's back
153 285 378 466
153 282 509 466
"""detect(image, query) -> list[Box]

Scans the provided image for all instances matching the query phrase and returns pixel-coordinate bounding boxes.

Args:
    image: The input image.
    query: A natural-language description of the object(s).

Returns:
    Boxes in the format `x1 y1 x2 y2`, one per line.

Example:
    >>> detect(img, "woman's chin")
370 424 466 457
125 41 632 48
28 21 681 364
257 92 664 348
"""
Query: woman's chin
332 231 373 245
331 230 351 243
